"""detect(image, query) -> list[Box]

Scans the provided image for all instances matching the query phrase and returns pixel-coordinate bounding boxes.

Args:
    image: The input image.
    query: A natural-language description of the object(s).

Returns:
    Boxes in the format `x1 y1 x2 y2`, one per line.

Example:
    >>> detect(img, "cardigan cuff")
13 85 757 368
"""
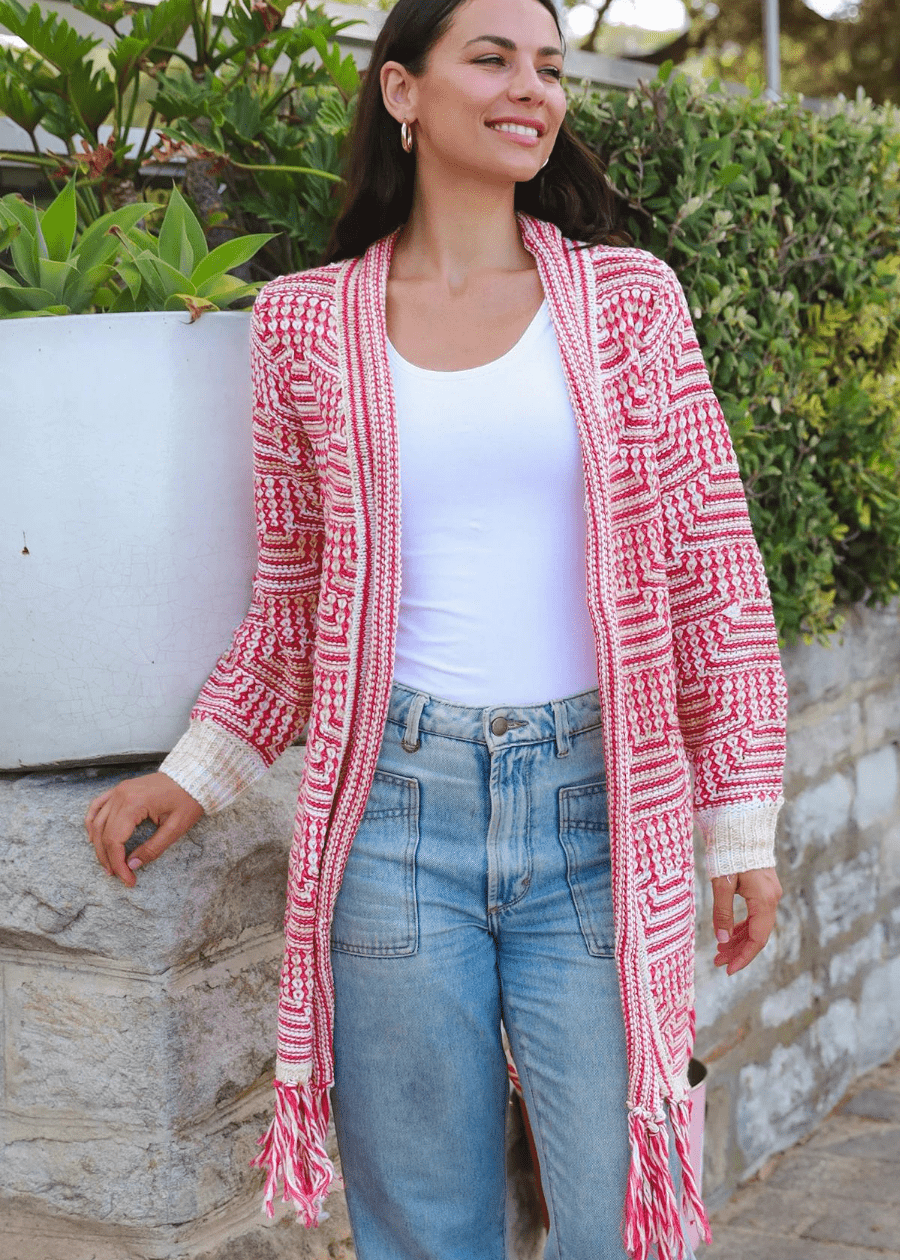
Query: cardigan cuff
697 798 783 878
159 718 270 815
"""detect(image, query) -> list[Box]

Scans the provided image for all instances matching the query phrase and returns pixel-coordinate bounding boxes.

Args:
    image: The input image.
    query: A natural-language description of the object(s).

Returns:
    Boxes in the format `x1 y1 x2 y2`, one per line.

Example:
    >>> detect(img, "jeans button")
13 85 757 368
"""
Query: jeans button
491 716 509 735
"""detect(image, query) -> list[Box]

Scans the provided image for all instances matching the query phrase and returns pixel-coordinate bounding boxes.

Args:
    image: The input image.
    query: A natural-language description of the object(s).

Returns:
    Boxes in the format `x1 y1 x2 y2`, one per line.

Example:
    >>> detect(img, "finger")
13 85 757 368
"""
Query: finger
97 799 149 887
711 875 736 945
84 788 115 829
714 920 750 966
89 799 116 876
126 807 200 872
718 908 775 973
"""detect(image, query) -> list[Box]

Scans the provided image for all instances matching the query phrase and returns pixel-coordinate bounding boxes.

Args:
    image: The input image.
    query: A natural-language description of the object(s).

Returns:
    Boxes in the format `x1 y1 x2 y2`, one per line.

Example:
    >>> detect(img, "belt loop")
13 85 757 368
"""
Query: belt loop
401 691 427 753
552 698 570 757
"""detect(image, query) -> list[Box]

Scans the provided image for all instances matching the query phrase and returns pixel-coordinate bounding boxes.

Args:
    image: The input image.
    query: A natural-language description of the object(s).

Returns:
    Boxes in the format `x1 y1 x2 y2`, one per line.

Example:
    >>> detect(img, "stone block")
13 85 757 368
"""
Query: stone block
2 957 172 1128
840 1088 900 1123
854 745 899 830
781 774 853 869
881 818 900 896
760 972 820 1028
700 1222 892 1260
812 851 877 944
736 1043 817 1165
819 1125 900 1163
863 682 900 751
828 922 885 988
771 1149 900 1204
781 600 900 712
783 704 862 786
808 998 859 1077
803 1203 900 1251
0 748 303 969
857 955 900 1070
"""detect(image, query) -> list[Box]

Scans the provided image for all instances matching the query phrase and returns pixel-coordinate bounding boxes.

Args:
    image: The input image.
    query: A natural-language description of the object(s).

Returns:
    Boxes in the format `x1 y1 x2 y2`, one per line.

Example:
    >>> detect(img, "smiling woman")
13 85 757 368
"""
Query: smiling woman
85 0 788 1256
324 0 630 262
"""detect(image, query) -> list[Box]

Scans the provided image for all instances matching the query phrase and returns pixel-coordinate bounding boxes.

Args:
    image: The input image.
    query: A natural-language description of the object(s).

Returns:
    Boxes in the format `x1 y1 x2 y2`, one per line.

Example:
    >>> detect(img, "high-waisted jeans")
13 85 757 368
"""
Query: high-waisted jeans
330 679 695 1260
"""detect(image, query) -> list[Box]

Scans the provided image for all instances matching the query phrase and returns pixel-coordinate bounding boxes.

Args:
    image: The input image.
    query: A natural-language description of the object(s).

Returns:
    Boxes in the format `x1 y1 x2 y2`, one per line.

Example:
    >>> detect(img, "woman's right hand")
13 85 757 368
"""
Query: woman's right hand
84 772 204 887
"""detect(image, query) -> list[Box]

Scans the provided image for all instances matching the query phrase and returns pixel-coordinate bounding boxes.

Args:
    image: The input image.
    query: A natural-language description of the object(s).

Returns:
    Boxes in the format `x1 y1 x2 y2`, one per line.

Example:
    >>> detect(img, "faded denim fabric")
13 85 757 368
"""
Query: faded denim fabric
331 679 695 1260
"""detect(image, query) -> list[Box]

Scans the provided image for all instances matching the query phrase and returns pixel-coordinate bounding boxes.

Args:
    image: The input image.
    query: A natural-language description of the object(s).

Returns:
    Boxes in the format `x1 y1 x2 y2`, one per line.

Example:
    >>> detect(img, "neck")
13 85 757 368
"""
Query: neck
390 168 534 293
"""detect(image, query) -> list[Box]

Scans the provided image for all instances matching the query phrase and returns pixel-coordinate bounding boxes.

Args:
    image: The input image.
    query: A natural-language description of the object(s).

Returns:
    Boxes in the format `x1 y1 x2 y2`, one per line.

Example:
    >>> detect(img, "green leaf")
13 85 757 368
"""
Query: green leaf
656 59 674 85
37 255 78 302
0 0 102 72
156 183 207 276
190 232 275 289
0 284 60 314
76 203 154 272
130 251 197 303
195 273 261 306
39 176 78 262
9 217 39 287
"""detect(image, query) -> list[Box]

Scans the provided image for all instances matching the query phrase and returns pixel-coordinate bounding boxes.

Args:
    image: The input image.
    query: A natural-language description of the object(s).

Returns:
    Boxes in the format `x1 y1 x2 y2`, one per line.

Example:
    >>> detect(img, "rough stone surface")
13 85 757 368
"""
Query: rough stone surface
700 1049 900 1259
811 849 878 944
854 745 899 829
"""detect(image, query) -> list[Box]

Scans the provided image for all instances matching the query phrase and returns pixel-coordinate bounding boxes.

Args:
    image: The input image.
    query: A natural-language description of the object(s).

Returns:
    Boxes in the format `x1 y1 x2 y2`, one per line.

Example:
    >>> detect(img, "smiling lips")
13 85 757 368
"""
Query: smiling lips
487 117 545 140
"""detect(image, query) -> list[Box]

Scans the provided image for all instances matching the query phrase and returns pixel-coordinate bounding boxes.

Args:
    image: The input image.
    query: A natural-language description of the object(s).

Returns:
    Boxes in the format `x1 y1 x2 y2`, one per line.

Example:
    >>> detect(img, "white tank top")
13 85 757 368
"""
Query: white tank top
387 298 598 707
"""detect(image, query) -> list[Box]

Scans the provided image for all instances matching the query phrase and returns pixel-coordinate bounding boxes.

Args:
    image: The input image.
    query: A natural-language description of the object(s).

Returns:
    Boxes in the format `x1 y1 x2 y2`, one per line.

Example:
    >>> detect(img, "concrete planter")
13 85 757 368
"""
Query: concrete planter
0 310 256 770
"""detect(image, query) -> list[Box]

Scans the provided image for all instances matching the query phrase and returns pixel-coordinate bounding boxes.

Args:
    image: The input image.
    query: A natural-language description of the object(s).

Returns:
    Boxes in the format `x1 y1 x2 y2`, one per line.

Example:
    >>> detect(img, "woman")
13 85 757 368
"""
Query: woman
85 1 788 1257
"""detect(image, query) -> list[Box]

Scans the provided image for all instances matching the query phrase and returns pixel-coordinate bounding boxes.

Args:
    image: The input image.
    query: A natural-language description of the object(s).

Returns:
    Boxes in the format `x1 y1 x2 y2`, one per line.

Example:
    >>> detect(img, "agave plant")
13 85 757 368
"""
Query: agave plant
0 176 275 318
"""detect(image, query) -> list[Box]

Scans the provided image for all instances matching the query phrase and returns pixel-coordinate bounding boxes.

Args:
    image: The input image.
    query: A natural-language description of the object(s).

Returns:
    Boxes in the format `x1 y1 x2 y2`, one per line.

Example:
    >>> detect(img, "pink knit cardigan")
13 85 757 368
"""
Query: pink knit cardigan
162 212 788 1260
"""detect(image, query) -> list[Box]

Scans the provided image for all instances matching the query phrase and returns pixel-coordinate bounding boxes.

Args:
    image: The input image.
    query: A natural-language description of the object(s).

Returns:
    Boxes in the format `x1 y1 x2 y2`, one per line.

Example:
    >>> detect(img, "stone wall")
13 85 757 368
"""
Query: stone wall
1 599 898 1257
694 598 900 1210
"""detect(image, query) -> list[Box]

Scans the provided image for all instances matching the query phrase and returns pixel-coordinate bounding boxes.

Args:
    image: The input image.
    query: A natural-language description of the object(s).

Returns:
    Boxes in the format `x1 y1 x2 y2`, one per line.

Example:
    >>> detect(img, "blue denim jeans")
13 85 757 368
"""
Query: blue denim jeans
330 679 694 1260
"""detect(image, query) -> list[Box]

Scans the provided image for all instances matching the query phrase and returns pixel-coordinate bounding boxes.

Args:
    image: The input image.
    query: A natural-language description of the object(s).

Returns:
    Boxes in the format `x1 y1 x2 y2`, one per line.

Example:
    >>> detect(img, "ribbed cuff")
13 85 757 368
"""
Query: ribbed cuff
697 797 783 878
159 719 269 815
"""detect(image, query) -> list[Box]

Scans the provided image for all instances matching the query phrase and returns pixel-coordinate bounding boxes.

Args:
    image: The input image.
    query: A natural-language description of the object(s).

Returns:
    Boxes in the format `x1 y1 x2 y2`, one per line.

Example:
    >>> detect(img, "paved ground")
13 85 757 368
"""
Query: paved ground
700 1046 900 1259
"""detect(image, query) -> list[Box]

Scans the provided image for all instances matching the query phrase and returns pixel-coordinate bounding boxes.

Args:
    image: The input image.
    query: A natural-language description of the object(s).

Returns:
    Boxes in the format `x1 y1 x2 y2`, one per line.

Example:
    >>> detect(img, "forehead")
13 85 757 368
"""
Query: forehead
439 0 562 51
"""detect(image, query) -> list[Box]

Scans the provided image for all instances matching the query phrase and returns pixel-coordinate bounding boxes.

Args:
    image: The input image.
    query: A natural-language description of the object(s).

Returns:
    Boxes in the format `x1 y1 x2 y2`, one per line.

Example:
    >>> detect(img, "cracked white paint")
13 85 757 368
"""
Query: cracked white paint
1 311 256 768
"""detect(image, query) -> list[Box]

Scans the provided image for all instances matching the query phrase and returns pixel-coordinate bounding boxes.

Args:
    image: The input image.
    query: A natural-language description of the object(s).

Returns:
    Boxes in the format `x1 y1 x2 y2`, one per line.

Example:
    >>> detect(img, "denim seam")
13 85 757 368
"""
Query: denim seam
384 717 603 746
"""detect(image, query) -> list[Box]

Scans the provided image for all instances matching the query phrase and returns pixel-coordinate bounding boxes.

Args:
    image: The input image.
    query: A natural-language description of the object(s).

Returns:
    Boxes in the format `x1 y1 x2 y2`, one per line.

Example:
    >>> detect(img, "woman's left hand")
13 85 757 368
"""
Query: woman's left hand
710 867 783 975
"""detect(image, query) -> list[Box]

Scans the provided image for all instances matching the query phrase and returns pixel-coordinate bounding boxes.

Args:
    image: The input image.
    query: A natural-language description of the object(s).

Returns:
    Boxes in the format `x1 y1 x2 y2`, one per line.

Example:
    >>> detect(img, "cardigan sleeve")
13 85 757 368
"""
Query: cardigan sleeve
640 261 789 878
159 279 325 814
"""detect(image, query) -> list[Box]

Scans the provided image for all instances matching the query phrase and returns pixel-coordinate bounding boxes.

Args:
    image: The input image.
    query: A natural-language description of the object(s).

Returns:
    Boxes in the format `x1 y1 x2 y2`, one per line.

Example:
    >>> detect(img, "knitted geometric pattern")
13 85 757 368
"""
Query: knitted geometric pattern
160 213 788 1259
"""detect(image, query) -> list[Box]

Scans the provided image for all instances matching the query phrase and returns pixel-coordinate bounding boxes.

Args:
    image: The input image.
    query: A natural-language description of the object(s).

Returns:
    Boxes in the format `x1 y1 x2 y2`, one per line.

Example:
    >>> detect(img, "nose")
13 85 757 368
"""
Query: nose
508 57 546 102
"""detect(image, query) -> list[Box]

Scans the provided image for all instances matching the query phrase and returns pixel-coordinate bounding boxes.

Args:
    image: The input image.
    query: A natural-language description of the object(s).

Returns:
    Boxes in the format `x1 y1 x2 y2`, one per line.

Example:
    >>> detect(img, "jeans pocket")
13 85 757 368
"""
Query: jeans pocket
558 778 615 957
331 769 420 957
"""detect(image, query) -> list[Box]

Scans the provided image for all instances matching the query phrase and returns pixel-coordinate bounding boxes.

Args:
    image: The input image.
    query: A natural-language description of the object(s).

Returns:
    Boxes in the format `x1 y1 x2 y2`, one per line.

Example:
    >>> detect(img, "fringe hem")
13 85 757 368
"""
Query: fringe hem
670 1095 713 1250
251 1079 337 1227
622 1103 712 1260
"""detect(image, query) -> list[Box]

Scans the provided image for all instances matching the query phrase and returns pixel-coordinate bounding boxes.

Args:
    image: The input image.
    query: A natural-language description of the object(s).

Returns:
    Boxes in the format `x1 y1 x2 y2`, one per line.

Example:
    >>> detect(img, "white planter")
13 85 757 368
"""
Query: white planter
1 311 257 770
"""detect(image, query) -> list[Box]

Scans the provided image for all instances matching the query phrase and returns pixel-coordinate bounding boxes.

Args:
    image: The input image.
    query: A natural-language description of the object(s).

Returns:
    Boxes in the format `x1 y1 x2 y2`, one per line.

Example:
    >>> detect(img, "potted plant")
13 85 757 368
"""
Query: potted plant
0 0 355 769
0 174 279 768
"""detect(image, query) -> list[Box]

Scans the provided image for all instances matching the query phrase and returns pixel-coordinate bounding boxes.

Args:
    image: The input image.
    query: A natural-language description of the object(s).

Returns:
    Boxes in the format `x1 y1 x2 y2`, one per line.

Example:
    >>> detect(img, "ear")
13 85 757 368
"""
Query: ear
381 60 417 126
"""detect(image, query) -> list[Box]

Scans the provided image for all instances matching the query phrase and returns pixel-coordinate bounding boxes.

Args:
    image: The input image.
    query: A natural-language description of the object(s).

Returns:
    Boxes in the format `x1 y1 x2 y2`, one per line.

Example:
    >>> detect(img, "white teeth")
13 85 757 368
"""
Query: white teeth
490 123 540 137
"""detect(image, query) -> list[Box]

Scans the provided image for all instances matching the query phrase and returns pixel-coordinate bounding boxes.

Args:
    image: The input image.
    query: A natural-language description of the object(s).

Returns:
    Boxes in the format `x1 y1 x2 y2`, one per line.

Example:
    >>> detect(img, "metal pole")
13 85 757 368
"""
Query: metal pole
763 0 781 100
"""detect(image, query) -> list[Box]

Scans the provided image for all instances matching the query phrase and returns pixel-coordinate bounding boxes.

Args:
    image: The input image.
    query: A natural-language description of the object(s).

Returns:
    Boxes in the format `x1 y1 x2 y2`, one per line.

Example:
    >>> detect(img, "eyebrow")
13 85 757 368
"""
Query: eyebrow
463 34 564 58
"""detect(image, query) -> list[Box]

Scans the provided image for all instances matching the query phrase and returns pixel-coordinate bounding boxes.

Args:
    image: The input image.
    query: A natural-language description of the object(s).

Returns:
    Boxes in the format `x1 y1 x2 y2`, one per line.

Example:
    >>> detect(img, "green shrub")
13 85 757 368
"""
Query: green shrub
570 66 900 641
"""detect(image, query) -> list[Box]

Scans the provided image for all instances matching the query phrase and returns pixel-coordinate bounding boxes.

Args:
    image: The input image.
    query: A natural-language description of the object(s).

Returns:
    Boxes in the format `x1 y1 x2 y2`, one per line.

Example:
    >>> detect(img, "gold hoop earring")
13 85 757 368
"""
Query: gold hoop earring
400 120 414 154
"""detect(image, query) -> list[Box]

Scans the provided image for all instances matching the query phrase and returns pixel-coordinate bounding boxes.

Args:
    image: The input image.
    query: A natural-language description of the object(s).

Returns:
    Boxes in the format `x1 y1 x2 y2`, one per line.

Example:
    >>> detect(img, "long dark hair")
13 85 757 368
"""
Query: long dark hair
321 0 629 264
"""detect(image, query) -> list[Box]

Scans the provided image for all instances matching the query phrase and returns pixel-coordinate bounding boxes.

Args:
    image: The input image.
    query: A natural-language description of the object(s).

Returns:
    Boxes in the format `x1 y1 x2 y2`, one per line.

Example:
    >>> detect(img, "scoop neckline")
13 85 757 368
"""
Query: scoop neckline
386 298 549 379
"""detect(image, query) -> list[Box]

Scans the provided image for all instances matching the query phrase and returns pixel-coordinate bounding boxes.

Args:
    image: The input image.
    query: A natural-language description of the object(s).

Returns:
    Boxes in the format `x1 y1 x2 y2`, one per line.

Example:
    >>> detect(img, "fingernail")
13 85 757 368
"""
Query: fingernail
716 928 730 943
127 856 143 871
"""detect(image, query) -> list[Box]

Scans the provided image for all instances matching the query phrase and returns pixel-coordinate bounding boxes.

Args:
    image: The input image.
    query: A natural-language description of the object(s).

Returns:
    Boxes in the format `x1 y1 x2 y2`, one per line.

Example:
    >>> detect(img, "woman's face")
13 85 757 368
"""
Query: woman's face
382 0 567 185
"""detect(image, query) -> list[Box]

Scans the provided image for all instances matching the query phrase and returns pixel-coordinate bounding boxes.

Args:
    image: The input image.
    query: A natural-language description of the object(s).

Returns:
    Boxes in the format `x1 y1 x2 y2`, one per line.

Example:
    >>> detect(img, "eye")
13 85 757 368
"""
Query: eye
541 66 562 79
474 54 506 66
